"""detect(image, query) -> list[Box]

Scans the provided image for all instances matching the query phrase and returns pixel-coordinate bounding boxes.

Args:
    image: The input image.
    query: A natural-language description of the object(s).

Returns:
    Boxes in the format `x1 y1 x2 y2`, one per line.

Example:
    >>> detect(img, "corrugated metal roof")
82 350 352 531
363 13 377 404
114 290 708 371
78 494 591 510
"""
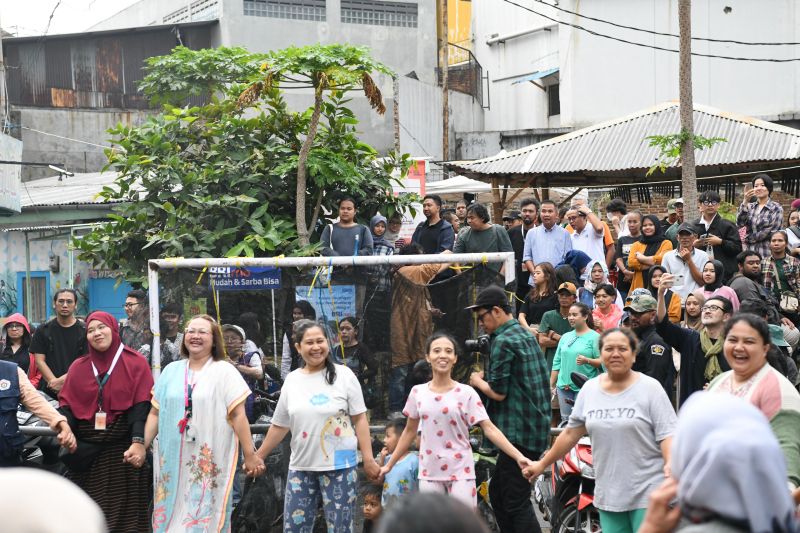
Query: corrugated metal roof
19 172 125 207
4 22 215 110
446 102 800 176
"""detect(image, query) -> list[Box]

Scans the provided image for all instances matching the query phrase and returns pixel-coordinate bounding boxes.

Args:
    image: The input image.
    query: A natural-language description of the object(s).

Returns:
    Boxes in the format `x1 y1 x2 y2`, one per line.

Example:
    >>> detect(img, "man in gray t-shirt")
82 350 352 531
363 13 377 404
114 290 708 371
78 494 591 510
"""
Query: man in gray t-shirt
567 374 676 512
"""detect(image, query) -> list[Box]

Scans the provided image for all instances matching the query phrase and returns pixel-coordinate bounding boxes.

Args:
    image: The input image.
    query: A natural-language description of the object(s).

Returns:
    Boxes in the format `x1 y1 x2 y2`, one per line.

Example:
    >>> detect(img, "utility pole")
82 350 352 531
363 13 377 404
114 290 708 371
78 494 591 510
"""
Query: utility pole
678 0 699 222
440 0 449 161
0 8 7 133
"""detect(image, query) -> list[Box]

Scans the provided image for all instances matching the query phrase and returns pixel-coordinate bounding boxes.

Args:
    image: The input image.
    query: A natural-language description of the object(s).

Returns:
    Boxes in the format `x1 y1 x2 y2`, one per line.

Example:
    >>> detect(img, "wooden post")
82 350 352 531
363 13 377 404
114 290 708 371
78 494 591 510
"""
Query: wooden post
678 0 699 222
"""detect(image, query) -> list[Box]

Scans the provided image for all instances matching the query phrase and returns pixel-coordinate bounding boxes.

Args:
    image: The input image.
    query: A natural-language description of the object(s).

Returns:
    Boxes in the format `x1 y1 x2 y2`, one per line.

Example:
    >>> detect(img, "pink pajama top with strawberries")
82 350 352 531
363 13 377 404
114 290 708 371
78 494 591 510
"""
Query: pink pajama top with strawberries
403 382 489 481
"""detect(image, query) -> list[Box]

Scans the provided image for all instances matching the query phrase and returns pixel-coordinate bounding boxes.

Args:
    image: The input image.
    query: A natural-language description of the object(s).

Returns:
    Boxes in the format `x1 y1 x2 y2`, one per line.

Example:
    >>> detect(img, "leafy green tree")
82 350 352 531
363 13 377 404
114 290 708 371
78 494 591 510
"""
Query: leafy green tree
238 44 395 246
74 45 413 285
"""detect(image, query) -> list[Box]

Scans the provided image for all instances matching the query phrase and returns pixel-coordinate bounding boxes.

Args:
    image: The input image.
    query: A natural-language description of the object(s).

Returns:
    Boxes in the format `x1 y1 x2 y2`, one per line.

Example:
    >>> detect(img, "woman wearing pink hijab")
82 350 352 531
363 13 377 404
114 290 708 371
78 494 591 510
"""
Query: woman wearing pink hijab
59 310 154 532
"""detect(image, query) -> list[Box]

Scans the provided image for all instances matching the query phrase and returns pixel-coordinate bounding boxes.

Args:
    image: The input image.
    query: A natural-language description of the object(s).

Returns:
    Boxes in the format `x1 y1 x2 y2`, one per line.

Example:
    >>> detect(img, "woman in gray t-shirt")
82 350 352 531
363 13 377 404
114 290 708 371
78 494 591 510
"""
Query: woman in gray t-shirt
523 328 677 533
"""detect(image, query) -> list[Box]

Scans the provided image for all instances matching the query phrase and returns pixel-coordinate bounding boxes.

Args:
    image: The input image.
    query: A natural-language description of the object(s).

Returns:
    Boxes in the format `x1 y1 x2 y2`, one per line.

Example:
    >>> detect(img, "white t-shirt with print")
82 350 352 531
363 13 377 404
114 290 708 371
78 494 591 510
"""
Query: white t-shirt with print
272 364 366 471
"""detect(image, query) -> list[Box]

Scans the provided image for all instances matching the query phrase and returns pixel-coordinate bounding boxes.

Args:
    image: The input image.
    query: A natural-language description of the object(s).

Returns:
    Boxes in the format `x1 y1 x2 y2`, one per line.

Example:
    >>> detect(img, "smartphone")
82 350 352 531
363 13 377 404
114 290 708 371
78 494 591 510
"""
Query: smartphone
672 274 685 286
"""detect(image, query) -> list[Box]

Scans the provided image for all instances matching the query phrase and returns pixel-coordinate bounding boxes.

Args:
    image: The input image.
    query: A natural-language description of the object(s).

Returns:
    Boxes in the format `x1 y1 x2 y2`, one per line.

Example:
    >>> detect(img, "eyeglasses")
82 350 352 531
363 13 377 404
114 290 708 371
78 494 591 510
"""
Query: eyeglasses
701 304 724 312
56 299 75 306
124 303 139 308
6 323 22 329
702 200 719 206
186 329 212 336
476 310 491 323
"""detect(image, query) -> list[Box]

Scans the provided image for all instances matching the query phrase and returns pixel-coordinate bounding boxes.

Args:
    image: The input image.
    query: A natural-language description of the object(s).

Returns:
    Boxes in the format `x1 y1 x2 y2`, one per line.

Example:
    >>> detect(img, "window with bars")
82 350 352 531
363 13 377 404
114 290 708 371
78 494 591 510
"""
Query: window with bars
244 0 326 21
341 0 418 27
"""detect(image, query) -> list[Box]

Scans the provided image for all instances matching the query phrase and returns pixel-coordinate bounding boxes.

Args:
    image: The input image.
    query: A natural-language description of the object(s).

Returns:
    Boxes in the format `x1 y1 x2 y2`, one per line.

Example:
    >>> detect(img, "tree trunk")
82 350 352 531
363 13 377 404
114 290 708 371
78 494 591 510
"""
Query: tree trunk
296 88 324 247
393 76 400 153
678 0 699 222
440 0 449 161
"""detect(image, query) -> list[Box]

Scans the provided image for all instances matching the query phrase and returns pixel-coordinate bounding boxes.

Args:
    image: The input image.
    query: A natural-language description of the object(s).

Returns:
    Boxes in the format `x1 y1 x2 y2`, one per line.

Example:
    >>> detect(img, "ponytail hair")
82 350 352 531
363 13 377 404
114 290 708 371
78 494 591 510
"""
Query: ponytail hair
571 302 595 330
293 319 337 385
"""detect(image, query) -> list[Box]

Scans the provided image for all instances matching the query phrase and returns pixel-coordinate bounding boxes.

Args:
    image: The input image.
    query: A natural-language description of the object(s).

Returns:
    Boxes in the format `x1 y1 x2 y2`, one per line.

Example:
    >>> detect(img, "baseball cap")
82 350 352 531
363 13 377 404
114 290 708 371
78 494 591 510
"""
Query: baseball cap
677 222 697 235
624 294 658 313
556 282 577 295
465 285 508 310
502 210 522 221
666 199 677 214
769 324 790 347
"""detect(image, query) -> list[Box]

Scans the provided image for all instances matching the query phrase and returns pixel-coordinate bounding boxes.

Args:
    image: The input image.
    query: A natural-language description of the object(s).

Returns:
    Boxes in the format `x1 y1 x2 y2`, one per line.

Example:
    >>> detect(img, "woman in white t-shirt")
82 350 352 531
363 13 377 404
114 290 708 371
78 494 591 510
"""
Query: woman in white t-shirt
255 319 380 532
523 328 677 533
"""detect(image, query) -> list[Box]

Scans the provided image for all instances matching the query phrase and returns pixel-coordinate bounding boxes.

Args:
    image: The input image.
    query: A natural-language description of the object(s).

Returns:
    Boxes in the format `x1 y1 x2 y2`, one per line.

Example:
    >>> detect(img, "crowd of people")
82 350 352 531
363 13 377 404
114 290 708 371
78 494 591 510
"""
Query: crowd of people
5 174 800 532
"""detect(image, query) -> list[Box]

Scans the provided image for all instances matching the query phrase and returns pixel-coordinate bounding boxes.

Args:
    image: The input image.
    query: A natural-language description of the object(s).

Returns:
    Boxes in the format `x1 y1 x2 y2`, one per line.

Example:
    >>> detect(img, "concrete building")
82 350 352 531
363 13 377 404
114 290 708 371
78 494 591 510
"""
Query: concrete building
2 0 443 179
458 0 800 159
0 172 134 324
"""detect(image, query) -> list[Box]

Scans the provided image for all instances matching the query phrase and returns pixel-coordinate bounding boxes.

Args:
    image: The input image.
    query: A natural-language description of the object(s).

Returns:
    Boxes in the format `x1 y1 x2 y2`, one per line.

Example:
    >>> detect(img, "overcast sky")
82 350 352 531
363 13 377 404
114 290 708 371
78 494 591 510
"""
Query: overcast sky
0 0 140 36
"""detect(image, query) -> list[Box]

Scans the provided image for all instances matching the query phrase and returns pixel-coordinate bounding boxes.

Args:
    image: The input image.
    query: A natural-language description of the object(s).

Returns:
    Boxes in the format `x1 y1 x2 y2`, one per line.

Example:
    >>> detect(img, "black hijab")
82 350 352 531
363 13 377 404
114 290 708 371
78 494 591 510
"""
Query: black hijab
640 214 667 257
703 259 725 292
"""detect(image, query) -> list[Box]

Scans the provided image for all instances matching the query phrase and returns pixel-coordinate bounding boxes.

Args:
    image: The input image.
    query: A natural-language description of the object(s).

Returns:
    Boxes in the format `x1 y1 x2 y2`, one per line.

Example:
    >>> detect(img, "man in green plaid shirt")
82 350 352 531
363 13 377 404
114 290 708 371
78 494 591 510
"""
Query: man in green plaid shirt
468 285 550 533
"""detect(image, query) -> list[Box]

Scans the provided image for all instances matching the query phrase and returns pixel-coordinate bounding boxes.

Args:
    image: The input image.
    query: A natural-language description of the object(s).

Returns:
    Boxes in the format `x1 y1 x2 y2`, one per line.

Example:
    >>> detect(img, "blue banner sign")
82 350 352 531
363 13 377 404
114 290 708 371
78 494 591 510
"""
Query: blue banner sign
209 266 281 291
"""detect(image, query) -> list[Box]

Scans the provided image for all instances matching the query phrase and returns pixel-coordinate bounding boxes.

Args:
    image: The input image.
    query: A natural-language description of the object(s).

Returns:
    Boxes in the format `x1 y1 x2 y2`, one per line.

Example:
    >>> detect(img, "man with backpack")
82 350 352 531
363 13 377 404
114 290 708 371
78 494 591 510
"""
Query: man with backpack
31 289 87 399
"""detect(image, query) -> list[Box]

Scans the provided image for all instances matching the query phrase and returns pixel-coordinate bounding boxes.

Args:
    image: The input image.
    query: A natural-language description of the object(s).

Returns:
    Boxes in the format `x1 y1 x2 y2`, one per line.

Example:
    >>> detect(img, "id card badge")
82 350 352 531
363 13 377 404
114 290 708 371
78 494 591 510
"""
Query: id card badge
94 410 107 431
184 425 196 443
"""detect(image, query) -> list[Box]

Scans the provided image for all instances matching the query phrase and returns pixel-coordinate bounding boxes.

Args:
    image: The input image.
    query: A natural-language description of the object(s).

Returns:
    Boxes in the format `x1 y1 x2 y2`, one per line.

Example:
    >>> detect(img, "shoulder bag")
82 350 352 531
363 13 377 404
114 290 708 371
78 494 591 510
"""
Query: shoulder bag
772 260 799 313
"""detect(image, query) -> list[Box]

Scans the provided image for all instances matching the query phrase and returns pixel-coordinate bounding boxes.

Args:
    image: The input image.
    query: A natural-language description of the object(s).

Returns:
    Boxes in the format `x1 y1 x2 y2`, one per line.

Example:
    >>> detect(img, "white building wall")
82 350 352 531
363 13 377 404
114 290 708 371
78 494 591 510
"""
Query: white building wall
470 0 560 131
399 76 484 161
559 0 800 128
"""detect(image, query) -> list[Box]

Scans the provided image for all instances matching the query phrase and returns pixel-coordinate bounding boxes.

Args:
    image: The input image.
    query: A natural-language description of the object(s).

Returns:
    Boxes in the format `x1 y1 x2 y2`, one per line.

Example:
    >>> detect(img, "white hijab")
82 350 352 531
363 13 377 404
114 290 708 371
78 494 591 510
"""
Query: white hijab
672 392 796 533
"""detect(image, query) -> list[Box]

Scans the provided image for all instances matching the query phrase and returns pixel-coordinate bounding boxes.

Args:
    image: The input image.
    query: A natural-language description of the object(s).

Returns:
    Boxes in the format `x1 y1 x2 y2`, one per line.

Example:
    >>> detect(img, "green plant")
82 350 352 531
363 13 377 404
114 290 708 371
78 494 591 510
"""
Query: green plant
74 45 413 286
645 130 727 176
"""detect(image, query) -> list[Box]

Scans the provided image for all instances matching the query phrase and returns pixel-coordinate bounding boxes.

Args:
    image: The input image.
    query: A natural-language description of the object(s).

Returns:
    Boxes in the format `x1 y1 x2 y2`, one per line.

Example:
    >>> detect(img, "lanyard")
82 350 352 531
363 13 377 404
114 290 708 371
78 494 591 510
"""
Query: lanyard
178 358 212 434
91 344 124 412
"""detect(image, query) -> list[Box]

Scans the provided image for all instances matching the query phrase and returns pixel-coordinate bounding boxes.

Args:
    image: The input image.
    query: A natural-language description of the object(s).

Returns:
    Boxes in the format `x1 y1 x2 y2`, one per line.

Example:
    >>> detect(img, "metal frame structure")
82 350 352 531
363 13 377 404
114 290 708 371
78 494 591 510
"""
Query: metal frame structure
147 252 516 379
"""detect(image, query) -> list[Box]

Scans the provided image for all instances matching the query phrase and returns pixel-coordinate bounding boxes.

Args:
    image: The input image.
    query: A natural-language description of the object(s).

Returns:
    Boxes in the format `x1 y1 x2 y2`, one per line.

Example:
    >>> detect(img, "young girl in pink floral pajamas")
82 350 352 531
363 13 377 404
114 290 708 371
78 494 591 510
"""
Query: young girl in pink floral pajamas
380 332 532 507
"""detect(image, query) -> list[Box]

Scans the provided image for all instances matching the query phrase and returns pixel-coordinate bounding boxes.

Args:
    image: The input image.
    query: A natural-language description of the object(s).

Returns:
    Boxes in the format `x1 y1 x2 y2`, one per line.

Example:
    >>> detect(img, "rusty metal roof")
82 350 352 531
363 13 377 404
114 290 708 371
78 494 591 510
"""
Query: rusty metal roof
19 171 127 207
446 102 800 177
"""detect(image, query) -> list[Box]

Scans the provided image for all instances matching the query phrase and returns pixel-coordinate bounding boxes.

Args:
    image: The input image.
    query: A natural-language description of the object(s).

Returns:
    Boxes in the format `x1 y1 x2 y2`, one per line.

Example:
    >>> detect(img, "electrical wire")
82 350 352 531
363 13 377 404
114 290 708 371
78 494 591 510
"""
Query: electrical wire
531 0 800 46
20 126 109 150
501 0 800 62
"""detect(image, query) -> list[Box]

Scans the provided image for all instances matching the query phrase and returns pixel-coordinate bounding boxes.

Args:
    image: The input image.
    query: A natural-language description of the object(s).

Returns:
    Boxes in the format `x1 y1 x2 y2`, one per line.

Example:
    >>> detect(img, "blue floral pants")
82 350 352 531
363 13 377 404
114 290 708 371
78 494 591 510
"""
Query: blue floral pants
283 467 358 533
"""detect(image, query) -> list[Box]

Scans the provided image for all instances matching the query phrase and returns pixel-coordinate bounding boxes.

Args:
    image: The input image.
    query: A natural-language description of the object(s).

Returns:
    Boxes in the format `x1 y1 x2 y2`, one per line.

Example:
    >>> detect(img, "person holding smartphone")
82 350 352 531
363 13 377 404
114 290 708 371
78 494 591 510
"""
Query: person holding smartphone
737 174 784 261
692 190 742 284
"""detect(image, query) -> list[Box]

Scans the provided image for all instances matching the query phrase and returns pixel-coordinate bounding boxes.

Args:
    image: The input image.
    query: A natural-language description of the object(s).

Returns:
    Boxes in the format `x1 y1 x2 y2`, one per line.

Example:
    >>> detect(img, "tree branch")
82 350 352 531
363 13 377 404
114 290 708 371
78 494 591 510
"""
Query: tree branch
308 187 325 236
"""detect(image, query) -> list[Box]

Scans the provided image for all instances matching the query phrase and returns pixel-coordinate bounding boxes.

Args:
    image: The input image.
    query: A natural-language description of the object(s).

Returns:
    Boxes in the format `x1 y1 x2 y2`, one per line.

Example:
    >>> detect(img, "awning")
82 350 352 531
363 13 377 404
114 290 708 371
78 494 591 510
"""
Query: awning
511 68 559 85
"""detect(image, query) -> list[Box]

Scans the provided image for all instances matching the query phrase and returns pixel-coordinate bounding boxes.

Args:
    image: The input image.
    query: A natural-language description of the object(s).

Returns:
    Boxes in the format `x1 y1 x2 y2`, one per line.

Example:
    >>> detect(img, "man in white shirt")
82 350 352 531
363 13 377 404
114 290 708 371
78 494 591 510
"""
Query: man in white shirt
566 205 606 278
662 223 708 301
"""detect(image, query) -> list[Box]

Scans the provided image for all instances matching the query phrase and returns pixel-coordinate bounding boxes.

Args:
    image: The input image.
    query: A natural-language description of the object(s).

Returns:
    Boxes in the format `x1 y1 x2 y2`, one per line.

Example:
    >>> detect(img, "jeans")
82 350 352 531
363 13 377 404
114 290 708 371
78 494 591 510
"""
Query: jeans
388 363 414 412
489 445 543 533
556 387 578 424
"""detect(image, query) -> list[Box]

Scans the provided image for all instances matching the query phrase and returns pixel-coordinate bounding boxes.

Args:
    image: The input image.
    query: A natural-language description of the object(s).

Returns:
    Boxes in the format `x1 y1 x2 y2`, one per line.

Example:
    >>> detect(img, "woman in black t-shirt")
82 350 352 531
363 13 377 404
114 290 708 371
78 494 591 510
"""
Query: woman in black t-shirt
519 262 558 334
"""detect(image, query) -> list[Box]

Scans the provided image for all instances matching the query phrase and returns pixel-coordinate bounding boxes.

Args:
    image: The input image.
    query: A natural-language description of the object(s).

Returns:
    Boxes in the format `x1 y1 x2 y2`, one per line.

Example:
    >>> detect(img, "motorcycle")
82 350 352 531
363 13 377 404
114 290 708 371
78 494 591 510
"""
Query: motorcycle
469 428 499 532
16 391 65 473
534 372 600 532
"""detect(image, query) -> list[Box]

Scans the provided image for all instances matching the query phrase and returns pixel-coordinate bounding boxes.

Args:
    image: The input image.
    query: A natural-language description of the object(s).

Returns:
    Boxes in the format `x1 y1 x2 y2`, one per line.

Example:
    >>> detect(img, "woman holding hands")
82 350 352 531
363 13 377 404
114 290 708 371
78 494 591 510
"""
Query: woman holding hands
524 328 676 533
380 332 531 508
59 311 154 532
255 319 379 532
146 314 264 532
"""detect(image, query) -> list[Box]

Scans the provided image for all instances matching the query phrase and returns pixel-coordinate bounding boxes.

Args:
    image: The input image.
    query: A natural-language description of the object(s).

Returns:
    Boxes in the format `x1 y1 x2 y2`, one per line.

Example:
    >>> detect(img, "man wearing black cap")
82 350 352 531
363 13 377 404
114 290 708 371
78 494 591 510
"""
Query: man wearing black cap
661 223 708 301
692 190 741 284
625 293 675 399
467 285 549 533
